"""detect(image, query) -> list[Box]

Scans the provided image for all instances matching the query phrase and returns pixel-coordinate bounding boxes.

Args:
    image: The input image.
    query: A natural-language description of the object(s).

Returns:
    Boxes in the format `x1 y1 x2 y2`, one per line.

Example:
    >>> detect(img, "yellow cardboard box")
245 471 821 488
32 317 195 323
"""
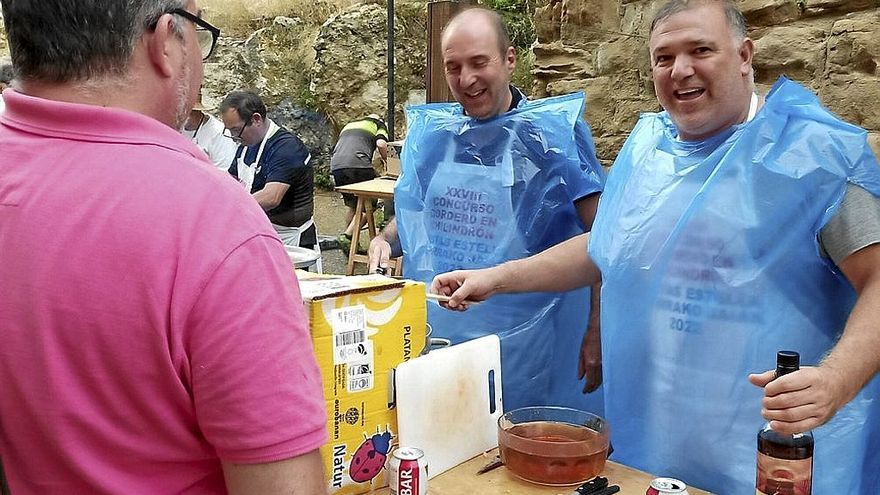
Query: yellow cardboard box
298 274 427 494
383 140 403 178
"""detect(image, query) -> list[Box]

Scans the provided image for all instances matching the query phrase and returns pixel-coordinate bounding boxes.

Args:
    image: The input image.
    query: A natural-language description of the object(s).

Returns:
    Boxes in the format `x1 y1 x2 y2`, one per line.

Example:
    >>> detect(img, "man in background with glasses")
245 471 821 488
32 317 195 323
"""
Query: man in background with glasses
220 90 317 250
0 1 327 493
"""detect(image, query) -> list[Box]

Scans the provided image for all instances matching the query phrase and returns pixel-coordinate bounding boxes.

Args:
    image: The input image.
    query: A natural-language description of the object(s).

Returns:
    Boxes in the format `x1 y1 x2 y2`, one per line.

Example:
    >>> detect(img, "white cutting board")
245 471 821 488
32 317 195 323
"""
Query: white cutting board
395 335 503 479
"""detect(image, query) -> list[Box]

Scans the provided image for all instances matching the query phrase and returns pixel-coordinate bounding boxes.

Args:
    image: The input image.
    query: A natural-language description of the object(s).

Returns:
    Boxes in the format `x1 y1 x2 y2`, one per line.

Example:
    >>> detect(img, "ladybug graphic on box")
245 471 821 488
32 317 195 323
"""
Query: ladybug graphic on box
349 429 393 482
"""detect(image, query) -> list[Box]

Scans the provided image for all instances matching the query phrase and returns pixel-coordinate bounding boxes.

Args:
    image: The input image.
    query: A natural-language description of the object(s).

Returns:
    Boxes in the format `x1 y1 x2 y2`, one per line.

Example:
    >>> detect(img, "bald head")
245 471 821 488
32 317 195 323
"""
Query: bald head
442 8 511 58
439 7 517 119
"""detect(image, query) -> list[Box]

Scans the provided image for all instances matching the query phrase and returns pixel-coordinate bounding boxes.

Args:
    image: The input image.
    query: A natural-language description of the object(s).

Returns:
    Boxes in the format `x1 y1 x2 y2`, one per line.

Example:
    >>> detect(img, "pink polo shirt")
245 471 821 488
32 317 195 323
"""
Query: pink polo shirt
0 91 327 494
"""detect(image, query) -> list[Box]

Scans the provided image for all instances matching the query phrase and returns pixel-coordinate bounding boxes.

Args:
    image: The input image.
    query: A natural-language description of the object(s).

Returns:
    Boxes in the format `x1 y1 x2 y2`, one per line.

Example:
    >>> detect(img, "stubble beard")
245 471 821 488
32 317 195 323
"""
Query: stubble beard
173 51 195 131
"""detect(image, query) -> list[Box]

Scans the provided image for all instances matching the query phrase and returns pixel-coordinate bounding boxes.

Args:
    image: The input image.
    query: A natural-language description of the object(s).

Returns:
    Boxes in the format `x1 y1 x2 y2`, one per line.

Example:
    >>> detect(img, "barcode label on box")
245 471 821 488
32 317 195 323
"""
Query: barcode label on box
331 305 371 366
335 329 365 347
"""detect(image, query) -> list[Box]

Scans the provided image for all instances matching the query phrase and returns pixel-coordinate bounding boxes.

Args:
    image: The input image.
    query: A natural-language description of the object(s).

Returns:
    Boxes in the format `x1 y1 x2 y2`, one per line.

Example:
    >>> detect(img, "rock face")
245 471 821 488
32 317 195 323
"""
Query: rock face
533 0 880 162
203 1 424 179
269 99 335 188
196 13 329 174
311 1 426 137
4 2 880 166
203 1 424 180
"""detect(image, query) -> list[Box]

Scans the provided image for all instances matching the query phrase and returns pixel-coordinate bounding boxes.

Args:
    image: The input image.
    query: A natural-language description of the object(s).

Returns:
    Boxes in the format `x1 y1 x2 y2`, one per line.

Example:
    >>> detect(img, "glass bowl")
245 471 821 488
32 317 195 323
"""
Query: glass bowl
497 406 610 486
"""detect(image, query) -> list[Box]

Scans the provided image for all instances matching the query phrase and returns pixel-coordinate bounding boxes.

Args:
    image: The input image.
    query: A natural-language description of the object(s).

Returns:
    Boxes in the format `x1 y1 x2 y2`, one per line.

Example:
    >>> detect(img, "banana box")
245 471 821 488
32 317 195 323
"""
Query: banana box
297 273 427 495
383 140 403 178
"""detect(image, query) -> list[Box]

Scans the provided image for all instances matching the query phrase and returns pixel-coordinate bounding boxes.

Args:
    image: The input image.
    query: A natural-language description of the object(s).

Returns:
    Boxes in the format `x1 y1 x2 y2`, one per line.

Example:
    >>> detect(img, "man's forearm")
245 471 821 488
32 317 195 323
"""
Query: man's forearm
821 279 880 400
223 449 327 495
252 183 287 211
822 244 880 404
252 191 279 210
590 280 601 329
496 233 600 294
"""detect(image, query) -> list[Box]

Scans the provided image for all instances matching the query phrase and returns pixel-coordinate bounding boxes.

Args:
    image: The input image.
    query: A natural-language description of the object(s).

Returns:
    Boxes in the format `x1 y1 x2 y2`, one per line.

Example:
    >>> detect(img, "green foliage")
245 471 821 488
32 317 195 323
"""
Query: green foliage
511 49 534 94
315 168 333 191
482 0 538 48
295 85 318 112
481 0 539 93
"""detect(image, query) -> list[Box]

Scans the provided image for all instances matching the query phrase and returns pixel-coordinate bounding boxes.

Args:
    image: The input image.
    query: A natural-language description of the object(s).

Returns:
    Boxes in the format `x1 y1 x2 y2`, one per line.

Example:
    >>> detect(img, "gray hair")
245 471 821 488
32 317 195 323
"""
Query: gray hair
0 60 13 84
650 0 748 40
1 0 188 83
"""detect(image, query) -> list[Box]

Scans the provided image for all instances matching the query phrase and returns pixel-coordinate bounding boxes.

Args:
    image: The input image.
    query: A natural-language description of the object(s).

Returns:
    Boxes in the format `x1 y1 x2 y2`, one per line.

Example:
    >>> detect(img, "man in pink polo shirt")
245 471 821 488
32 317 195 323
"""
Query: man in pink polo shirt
0 1 327 494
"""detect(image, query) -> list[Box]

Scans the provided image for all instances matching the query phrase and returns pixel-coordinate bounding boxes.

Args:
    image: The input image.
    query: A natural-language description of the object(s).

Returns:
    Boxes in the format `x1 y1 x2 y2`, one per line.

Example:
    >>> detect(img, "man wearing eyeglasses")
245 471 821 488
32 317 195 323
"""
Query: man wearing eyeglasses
0 1 327 494
220 91 317 249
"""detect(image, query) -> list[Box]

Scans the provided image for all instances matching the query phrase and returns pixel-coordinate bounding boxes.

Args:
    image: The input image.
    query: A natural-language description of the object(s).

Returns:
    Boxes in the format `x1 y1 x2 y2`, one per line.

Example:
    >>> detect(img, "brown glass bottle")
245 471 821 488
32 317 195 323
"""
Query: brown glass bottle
755 350 813 495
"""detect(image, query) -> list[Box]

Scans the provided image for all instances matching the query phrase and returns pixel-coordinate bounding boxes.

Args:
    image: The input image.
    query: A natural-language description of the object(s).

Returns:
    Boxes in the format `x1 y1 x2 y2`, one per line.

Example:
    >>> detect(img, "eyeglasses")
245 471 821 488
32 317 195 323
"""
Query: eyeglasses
223 118 251 141
150 8 220 61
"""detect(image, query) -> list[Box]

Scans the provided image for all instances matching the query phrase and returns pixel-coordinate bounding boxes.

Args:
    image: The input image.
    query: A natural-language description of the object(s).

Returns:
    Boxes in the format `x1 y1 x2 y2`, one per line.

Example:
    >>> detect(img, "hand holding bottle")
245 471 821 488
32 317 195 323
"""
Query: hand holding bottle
749 362 849 435
754 351 814 495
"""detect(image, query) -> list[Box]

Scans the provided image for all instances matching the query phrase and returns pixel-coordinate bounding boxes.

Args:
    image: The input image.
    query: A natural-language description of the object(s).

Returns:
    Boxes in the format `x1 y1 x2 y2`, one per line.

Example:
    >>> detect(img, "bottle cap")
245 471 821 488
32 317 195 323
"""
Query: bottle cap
776 350 800 377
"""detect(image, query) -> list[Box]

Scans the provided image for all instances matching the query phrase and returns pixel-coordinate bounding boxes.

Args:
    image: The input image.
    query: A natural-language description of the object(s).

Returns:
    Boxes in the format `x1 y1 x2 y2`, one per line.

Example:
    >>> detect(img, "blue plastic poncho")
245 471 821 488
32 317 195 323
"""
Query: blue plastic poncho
396 92 605 411
589 78 880 494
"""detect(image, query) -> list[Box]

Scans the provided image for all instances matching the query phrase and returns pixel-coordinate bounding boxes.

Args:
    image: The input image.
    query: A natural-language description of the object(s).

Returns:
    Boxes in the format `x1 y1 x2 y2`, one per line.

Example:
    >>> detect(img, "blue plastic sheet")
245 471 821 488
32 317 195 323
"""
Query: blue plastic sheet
396 92 605 411
589 77 880 494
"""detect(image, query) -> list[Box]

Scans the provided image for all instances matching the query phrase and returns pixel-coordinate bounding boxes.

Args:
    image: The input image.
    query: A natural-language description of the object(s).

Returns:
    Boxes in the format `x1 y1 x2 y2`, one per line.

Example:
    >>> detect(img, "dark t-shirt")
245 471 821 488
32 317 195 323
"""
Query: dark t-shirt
330 117 389 172
230 127 314 229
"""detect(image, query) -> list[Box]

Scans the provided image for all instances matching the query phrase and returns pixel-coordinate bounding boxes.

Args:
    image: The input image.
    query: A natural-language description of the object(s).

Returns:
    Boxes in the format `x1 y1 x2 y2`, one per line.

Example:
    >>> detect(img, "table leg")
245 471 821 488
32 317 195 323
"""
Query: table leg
364 196 378 239
346 197 365 275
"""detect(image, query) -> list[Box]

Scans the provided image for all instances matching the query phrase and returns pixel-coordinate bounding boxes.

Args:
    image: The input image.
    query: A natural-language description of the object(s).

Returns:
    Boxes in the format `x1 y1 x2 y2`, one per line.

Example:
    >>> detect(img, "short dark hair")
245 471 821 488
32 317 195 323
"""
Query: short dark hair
650 0 748 39
219 91 268 121
444 7 512 58
1 0 188 83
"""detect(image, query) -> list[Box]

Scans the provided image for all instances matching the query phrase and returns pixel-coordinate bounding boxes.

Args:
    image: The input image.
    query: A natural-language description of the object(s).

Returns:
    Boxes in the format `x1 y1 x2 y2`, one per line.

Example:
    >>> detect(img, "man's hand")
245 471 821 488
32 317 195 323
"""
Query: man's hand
368 236 392 273
369 218 401 273
578 281 602 393
578 323 602 393
748 366 849 435
431 265 507 311
748 242 880 436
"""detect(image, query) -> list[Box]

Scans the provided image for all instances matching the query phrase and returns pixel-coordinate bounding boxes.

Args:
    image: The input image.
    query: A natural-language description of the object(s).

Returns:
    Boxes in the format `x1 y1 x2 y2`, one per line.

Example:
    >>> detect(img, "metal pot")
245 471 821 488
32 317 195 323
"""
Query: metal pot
389 323 452 409
421 323 451 356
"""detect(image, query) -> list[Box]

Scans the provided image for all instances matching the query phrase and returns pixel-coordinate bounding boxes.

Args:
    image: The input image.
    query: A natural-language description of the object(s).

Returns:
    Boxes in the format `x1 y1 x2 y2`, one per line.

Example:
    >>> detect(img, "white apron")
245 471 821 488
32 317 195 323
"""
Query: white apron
236 120 280 192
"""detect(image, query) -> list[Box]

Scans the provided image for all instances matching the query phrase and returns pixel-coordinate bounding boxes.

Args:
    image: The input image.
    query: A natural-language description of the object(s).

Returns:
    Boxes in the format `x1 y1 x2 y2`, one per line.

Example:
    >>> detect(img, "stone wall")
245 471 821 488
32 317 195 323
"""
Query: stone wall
532 0 880 163
0 1 423 183
6 1 878 166
200 0 426 179
311 1 427 134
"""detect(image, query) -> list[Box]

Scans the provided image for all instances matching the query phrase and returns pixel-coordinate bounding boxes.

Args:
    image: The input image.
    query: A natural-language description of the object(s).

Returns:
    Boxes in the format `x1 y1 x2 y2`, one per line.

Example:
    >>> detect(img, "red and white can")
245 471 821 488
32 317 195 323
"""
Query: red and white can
389 447 428 495
647 477 690 495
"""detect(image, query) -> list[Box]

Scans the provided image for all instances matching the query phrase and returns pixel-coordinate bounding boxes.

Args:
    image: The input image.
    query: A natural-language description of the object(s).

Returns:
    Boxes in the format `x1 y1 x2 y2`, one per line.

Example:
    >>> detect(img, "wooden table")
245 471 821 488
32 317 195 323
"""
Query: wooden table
335 177 403 276
372 450 713 494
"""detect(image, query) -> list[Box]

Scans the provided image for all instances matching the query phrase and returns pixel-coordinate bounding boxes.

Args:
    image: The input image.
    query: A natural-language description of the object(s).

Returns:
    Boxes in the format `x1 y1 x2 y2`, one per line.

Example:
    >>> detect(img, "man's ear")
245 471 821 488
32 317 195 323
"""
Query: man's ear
739 37 754 77
506 46 517 75
146 13 180 78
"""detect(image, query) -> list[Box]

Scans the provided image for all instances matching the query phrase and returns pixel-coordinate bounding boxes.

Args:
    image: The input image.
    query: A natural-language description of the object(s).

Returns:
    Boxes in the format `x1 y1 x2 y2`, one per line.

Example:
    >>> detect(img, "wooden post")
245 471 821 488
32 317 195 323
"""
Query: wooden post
426 1 473 103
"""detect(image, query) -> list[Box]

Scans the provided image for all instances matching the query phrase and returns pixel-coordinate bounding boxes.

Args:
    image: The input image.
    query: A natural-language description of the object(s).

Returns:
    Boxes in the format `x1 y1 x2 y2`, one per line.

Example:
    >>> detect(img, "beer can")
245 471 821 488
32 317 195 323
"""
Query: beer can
389 447 428 495
646 477 690 495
